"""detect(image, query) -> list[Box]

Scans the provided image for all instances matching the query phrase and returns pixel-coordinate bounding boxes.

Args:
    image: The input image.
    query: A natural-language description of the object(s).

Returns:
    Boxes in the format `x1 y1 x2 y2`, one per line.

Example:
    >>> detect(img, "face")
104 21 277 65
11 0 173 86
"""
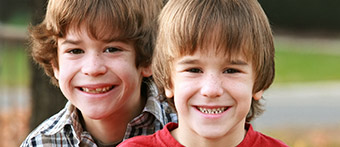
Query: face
53 25 151 120
166 48 263 141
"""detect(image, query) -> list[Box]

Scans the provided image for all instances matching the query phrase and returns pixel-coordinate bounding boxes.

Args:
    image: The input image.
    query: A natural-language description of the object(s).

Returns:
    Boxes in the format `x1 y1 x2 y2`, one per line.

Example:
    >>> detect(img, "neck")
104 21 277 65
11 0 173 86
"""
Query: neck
83 115 128 144
81 96 146 144
173 121 246 147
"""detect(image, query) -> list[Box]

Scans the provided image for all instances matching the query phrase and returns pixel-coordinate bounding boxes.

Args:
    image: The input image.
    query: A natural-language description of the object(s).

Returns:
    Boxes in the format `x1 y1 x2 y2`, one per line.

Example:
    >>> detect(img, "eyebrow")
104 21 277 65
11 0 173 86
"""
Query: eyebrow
103 39 133 46
177 58 200 65
60 39 82 45
177 58 249 66
230 60 248 65
60 38 131 46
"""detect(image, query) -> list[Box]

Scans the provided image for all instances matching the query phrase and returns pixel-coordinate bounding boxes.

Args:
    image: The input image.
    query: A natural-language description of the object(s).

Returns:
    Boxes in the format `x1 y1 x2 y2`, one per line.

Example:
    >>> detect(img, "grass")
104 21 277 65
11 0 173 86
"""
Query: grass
275 49 340 83
274 37 340 84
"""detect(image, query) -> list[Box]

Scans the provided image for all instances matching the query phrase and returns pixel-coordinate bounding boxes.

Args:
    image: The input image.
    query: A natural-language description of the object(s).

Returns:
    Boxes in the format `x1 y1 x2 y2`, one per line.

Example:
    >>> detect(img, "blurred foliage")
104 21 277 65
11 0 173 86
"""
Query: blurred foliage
0 45 30 87
262 125 340 147
4 11 31 26
0 0 31 24
259 0 340 32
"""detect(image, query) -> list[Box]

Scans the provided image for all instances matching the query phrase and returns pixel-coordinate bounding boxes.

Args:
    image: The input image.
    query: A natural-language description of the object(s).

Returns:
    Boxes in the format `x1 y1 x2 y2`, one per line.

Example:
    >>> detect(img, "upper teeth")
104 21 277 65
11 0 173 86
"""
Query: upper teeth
82 86 112 94
198 107 227 114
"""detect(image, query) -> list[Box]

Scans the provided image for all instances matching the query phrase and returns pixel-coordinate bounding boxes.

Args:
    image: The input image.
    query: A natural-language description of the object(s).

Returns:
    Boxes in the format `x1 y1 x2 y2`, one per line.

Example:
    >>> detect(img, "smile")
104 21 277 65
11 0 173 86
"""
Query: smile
197 107 228 114
80 86 114 94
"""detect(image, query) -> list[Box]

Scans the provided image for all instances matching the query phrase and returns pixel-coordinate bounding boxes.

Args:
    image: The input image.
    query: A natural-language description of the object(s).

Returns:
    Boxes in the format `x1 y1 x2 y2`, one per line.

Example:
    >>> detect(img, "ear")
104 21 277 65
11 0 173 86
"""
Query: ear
165 88 174 98
253 90 264 101
141 66 152 77
52 62 60 80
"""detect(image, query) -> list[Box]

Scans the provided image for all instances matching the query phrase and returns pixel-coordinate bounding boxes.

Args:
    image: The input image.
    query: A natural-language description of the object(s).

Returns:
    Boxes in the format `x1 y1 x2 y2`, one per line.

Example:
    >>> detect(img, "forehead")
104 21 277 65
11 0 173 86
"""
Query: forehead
58 24 135 49
63 21 125 43
58 22 136 51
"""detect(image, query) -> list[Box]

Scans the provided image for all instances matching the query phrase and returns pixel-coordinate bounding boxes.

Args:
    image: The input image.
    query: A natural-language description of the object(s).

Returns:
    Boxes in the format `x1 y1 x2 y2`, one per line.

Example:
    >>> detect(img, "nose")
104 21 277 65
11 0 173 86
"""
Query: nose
81 53 107 76
200 74 223 98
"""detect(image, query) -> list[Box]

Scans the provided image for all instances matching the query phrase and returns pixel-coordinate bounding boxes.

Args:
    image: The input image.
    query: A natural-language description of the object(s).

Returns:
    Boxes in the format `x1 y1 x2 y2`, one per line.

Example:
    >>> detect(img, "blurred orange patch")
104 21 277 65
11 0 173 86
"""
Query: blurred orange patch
262 125 340 147
0 107 31 147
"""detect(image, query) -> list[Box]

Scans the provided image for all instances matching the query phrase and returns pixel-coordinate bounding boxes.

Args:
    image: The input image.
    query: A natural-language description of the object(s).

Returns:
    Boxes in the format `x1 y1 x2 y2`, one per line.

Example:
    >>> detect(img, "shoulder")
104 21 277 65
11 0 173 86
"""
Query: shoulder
238 124 289 147
21 112 64 146
118 130 160 147
20 103 79 146
118 134 158 147
119 122 179 147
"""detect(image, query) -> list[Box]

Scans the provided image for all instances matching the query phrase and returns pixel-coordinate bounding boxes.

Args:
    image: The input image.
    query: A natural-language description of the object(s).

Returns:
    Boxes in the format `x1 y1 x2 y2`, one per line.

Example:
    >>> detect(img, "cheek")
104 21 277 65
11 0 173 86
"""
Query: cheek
227 81 254 102
57 64 75 89
227 82 253 112
58 62 78 80
172 79 198 108
109 62 142 88
173 78 197 95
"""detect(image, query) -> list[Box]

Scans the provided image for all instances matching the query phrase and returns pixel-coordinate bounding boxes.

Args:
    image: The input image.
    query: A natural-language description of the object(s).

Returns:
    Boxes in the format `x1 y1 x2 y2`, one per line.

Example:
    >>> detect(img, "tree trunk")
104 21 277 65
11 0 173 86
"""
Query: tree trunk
29 0 67 130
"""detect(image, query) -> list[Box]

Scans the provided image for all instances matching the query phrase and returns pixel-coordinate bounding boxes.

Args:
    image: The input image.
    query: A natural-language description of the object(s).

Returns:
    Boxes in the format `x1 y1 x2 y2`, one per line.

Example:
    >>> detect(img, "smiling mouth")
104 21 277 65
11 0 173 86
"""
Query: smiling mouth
197 107 229 114
80 86 114 94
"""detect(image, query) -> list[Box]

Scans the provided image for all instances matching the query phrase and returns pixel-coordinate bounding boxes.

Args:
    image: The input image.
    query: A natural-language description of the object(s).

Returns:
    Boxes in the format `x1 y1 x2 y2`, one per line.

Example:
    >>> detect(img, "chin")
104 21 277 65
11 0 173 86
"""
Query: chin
203 133 225 140
195 128 228 140
81 108 111 120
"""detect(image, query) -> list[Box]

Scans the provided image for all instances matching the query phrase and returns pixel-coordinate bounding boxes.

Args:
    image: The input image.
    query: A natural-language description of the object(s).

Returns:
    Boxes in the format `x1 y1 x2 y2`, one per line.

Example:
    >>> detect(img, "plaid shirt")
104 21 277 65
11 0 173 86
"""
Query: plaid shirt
21 83 177 147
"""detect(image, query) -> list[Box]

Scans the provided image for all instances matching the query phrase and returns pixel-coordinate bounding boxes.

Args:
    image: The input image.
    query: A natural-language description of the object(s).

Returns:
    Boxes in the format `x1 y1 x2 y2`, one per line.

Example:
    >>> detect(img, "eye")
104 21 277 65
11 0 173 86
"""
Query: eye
68 49 84 54
224 68 240 74
186 68 203 73
104 47 122 53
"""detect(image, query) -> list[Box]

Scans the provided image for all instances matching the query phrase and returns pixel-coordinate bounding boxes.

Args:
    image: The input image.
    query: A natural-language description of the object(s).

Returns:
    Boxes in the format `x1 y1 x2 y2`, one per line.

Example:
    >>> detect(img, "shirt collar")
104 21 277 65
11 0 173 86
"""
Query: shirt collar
129 81 172 127
40 102 84 139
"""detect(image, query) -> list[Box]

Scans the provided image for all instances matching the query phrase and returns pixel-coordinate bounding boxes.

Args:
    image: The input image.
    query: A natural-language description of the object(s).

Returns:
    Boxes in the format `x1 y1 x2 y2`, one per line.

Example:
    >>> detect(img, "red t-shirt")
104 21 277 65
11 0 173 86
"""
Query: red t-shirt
118 122 289 147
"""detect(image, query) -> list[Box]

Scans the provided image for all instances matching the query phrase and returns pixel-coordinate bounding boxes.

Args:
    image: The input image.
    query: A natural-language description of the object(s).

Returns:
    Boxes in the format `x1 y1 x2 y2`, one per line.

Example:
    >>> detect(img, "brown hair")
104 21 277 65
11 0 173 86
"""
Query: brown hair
29 0 163 85
152 0 275 122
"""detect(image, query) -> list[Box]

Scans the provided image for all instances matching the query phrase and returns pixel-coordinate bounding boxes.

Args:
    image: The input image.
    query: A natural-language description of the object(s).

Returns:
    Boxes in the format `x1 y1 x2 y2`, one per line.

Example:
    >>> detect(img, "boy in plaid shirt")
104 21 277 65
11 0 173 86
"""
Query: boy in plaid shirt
21 0 176 146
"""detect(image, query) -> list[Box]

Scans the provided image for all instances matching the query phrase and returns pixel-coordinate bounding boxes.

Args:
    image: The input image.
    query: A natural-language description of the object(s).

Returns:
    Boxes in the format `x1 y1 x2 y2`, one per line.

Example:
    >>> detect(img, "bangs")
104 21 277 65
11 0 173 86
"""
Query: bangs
197 24 253 62
164 0 255 61
56 0 142 42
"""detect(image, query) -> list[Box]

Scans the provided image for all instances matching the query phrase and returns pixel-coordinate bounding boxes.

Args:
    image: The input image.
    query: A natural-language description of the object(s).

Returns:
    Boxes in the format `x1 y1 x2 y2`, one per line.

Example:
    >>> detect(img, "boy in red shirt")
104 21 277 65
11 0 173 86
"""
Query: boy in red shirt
119 0 288 146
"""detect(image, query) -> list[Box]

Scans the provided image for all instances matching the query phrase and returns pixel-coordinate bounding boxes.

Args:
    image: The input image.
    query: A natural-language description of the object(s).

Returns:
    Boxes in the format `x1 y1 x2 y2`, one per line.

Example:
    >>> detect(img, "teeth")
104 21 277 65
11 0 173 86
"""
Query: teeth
198 107 227 114
82 86 112 94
